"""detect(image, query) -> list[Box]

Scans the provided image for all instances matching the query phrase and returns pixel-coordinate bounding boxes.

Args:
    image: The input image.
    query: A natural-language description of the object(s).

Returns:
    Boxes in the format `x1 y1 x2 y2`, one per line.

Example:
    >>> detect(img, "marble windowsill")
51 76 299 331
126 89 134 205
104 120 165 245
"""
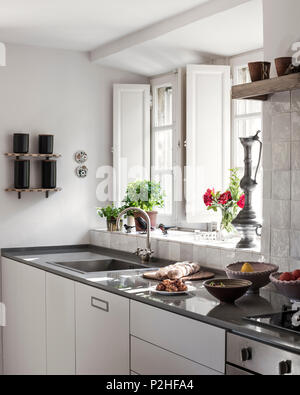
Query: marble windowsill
91 228 261 252
90 228 264 271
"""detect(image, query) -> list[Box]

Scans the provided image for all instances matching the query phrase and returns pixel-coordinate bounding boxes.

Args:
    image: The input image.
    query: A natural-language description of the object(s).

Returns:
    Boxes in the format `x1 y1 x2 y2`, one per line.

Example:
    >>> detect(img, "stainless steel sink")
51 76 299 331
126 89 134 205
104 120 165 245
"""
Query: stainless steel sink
50 259 148 274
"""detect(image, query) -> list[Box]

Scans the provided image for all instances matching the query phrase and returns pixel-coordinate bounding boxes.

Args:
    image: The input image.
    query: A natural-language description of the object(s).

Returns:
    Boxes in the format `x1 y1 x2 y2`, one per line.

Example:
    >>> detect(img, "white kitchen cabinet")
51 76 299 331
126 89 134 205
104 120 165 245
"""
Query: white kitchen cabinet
46 273 76 375
131 337 222 375
2 258 46 375
131 301 226 374
75 283 130 375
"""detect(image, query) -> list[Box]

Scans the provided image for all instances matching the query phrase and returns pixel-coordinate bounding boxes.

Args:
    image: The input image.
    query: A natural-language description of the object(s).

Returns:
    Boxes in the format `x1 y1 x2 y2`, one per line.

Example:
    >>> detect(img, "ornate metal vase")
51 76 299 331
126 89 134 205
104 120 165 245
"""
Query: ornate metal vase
232 130 262 249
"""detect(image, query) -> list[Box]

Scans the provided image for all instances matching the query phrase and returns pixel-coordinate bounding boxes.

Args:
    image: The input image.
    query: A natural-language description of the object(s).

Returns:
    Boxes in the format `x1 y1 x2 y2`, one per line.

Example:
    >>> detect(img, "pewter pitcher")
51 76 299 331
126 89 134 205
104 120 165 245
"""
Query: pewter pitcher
232 130 262 249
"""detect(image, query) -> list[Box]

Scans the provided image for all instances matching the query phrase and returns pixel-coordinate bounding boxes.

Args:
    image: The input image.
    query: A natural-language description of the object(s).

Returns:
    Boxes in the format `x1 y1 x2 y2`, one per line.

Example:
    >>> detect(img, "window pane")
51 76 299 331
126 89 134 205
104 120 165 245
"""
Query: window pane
153 129 172 170
154 86 173 127
235 117 262 167
153 172 173 216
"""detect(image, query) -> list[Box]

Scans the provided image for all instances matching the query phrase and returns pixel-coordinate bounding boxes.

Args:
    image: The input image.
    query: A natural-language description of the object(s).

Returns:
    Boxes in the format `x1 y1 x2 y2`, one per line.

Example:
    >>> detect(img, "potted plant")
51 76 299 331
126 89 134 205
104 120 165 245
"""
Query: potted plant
203 169 245 237
123 180 165 231
97 204 123 232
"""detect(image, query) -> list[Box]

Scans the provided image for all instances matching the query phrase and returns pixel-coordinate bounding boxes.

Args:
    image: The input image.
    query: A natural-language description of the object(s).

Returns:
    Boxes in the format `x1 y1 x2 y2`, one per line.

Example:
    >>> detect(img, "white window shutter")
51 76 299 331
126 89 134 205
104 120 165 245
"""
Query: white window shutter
186 65 231 223
113 84 151 205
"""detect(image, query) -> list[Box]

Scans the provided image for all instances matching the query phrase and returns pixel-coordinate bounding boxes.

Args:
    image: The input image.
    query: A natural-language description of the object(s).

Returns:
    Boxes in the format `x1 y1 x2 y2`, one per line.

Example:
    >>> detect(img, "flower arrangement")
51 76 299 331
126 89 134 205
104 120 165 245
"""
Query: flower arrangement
203 169 245 233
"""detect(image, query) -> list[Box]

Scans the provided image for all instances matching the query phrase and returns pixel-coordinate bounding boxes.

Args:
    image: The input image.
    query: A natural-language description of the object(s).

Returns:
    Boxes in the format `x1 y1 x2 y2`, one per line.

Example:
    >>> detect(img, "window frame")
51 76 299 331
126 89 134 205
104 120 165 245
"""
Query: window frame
230 50 264 222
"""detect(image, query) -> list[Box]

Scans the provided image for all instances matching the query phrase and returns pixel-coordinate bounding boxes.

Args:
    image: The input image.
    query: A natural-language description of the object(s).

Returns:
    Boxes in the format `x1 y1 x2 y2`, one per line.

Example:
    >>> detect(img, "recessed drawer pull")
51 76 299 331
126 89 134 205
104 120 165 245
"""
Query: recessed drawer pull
91 297 109 312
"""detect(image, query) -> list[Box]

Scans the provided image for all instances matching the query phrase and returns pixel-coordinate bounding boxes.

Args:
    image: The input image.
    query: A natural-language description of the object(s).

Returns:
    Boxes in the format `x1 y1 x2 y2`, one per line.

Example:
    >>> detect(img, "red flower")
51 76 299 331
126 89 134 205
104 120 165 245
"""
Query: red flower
218 191 232 205
203 189 213 207
237 194 245 209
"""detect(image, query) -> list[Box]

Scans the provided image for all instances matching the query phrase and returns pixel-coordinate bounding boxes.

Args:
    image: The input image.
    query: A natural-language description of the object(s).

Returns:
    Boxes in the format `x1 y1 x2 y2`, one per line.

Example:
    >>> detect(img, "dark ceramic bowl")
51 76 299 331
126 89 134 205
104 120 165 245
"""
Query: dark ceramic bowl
225 262 278 294
270 272 300 301
204 279 252 304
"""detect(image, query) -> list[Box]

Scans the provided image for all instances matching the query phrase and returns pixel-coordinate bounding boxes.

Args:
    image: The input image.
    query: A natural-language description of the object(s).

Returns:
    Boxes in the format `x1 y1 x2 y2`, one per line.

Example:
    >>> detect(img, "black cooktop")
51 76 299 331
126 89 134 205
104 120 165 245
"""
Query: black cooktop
245 306 300 335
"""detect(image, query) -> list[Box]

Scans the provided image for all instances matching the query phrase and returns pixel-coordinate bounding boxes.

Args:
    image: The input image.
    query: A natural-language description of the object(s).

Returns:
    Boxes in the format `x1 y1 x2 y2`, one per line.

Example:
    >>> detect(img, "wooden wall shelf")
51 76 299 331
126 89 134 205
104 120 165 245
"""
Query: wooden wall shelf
5 188 62 199
5 153 61 159
232 72 300 101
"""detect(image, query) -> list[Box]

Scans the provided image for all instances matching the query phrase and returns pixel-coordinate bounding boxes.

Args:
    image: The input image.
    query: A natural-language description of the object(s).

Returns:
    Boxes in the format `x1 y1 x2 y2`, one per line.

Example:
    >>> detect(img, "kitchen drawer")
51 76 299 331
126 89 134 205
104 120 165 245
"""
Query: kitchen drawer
227 333 300 375
130 301 225 373
131 336 222 375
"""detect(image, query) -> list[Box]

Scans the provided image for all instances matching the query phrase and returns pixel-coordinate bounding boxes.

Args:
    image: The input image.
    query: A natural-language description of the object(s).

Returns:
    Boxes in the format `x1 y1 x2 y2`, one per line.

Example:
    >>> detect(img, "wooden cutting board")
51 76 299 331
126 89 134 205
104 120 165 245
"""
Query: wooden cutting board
143 271 215 282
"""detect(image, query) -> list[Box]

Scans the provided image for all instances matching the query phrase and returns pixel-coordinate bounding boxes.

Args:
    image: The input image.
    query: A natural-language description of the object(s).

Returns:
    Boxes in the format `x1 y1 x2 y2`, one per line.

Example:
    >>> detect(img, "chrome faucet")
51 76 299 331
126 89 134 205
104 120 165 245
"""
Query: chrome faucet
117 207 153 262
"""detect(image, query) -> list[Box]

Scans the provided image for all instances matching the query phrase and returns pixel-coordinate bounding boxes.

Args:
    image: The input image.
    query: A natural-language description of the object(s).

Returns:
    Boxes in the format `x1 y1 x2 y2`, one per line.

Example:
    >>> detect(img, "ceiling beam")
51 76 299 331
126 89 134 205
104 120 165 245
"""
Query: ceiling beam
90 0 252 63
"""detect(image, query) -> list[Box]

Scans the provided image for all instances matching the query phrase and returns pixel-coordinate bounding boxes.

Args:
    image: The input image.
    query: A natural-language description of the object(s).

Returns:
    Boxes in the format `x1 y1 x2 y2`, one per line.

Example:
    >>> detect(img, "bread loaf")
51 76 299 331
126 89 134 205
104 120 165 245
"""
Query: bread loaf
155 262 200 280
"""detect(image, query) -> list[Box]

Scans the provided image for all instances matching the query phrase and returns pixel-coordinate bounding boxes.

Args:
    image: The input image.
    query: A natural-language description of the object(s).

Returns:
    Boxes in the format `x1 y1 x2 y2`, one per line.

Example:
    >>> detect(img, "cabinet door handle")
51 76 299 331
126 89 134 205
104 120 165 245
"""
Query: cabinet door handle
91 297 109 312
241 347 252 362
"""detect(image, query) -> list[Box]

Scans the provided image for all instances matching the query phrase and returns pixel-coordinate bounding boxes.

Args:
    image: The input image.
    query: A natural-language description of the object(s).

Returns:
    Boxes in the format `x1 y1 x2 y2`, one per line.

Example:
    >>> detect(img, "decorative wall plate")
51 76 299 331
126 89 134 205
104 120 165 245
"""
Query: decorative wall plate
75 151 88 163
76 165 88 178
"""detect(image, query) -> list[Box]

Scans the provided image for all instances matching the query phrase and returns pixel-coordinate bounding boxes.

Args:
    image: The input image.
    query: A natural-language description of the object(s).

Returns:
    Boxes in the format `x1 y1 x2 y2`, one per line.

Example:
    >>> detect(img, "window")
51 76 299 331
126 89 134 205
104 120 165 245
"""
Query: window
232 65 263 221
150 73 178 224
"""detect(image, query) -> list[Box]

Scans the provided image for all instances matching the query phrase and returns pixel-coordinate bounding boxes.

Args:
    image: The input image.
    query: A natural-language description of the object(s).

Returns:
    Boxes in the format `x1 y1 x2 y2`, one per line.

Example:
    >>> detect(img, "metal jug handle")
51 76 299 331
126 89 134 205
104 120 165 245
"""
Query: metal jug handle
253 130 262 184
256 224 262 237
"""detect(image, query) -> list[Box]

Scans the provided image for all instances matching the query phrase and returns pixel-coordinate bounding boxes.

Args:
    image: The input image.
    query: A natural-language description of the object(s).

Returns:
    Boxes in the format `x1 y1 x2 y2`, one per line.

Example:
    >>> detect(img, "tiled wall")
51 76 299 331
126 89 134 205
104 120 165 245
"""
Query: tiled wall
90 229 263 271
263 89 300 272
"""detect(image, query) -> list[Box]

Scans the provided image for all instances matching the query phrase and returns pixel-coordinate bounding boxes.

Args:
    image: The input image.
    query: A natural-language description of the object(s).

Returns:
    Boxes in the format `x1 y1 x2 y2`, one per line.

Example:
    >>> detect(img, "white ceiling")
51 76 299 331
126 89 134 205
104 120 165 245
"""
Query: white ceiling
0 0 210 51
98 0 263 76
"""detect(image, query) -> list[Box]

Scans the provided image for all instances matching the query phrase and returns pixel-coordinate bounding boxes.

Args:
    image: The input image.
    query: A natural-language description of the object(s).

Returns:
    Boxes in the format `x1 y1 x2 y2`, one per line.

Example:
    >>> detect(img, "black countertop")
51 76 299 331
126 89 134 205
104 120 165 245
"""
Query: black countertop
2 244 300 356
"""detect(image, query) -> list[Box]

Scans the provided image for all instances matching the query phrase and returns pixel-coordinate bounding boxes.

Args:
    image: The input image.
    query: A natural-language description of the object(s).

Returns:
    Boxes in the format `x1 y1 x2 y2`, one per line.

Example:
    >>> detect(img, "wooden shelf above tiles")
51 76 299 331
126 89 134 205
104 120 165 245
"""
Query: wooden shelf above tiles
5 188 62 199
232 72 300 101
5 153 62 159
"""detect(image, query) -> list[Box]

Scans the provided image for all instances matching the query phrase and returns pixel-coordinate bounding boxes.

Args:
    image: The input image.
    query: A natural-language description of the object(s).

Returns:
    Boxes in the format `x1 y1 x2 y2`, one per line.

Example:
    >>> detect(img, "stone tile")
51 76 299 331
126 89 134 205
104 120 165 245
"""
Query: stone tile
291 89 300 112
221 250 236 269
272 113 291 142
291 201 300 230
136 236 146 250
90 230 111 248
291 171 300 200
263 143 272 171
292 141 300 170
289 258 300 272
271 171 290 200
206 247 222 270
168 242 180 262
263 170 272 199
292 112 300 141
234 250 255 262
261 226 271 255
124 235 138 253
156 240 169 260
270 91 291 114
271 229 290 258
263 111 272 143
180 243 194 262
271 257 290 272
271 200 290 229
272 142 290 170
193 245 207 265
263 199 271 227
290 230 300 258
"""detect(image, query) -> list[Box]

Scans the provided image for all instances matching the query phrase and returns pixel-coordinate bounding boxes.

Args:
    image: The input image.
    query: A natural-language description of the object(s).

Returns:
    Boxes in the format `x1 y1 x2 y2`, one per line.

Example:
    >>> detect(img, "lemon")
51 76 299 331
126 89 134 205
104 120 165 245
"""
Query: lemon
241 263 254 273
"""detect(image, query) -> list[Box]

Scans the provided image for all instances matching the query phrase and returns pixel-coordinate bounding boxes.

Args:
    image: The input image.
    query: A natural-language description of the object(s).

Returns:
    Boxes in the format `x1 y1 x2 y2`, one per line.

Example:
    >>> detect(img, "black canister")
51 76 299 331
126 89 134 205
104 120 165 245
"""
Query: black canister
14 160 30 189
39 135 54 155
13 133 29 154
42 160 56 188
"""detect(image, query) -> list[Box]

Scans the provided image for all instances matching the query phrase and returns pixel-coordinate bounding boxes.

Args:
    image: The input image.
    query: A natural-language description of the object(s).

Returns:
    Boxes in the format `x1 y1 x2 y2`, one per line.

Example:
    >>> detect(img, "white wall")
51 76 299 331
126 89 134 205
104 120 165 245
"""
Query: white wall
0 44 148 248
263 0 300 76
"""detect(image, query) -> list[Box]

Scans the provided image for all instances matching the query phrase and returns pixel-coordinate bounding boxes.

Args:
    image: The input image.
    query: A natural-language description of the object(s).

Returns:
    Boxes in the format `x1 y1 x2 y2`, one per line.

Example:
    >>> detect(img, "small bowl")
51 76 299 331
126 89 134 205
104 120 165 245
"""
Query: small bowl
270 272 300 301
204 279 252 304
225 262 278 294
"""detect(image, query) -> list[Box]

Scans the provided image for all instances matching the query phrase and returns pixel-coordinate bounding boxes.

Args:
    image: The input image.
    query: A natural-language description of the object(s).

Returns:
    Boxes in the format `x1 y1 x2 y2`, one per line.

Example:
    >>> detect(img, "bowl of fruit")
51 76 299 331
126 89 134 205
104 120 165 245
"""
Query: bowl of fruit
225 262 279 294
270 270 300 301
